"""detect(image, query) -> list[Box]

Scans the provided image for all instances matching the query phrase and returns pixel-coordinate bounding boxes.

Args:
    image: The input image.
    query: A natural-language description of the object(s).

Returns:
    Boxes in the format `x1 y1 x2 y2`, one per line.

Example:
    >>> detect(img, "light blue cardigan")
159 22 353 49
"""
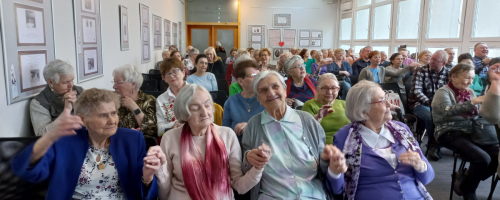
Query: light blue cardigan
11 127 158 200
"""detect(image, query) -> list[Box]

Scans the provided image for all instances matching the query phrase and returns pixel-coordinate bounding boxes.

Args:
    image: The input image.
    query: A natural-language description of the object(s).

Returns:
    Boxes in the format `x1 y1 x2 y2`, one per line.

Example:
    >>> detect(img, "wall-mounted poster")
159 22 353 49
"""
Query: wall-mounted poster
273 13 292 28
164 19 171 49
172 22 178 49
140 4 150 63
247 25 265 49
268 29 281 47
283 29 296 47
14 3 46 46
153 15 161 50
179 22 182 53
119 5 129 51
2 0 56 105
74 0 103 83
299 39 310 47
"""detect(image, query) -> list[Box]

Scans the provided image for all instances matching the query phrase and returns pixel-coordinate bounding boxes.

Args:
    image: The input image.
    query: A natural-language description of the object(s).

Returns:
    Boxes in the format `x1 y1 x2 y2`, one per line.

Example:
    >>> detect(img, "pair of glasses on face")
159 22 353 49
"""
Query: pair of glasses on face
112 80 126 85
165 68 181 77
244 73 258 78
370 92 389 104
320 86 340 92
289 64 305 72
430 58 443 63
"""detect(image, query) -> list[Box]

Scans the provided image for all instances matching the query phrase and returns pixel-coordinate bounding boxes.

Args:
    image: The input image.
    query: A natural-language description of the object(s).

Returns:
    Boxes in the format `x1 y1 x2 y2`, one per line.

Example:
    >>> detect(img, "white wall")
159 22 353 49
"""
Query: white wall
240 0 339 63
0 0 185 137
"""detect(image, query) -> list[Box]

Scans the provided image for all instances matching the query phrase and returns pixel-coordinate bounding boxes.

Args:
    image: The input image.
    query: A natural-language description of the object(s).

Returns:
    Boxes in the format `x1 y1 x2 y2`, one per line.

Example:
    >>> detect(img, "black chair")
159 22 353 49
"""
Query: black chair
140 80 158 92
160 80 169 92
351 75 359 86
210 90 228 108
143 136 158 151
0 137 48 200
142 73 149 81
143 90 163 98
217 79 229 95
488 175 500 200
149 69 161 74
148 74 163 91
215 73 226 80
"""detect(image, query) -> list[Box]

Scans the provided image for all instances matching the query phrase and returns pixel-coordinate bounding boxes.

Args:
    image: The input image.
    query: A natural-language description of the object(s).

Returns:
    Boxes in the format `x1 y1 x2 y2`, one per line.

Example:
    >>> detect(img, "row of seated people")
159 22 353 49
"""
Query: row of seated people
14 42 500 200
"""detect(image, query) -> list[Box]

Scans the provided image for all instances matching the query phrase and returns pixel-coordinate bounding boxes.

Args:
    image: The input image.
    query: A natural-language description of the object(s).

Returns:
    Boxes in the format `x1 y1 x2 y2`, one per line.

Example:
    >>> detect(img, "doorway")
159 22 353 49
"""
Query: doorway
187 25 238 59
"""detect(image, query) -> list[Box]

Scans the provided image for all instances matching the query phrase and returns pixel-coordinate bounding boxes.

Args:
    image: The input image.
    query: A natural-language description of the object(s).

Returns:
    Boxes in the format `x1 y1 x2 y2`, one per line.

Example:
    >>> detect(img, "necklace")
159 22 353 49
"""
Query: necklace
93 138 110 170
242 97 257 112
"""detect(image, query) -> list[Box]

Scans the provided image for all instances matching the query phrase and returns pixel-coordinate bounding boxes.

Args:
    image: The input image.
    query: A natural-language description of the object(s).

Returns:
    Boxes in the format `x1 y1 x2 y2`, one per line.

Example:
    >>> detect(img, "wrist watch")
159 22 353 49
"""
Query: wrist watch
134 108 142 115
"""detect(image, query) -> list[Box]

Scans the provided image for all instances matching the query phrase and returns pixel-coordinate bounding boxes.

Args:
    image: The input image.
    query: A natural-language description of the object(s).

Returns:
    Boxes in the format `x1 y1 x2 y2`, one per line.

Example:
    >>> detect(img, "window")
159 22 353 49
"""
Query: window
469 48 500 58
339 45 351 50
340 14 352 40
372 4 392 40
355 9 370 40
396 0 421 39
427 0 463 39
427 47 459 64
372 46 390 54
375 0 389 3
354 46 366 55
394 46 418 56
357 0 371 8
472 0 500 38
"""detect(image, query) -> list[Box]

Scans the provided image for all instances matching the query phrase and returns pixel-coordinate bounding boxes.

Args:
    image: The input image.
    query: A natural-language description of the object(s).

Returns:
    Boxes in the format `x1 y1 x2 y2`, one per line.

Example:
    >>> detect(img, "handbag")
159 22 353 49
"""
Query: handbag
471 116 499 145
336 74 346 81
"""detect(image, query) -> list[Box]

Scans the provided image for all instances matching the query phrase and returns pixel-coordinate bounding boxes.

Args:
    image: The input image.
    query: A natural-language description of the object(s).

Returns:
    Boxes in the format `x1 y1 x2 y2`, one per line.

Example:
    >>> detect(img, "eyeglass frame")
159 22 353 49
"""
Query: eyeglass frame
112 80 127 85
164 68 181 77
370 92 389 104
320 86 340 93
288 64 305 72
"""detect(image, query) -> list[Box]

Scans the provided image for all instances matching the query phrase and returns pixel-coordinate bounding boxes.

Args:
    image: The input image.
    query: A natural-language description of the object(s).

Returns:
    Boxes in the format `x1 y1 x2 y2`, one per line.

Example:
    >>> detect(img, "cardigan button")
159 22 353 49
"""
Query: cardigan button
395 171 397 173
400 191 403 194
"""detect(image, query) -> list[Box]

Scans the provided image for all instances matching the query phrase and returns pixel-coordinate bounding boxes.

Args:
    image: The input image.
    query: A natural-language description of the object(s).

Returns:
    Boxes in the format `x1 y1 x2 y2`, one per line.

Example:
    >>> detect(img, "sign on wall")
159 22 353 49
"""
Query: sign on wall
247 25 265 49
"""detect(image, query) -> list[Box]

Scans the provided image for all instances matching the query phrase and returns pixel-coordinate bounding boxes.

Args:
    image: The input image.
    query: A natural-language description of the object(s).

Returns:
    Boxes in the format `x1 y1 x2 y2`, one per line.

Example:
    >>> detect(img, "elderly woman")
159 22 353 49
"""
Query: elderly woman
155 50 171 70
283 55 318 106
302 73 351 144
418 50 432 66
30 60 84 136
458 53 484 96
242 70 341 199
359 51 413 84
169 45 178 52
156 58 188 136
379 51 390 66
432 63 498 199
276 52 293 78
204 47 224 75
385 53 411 103
328 80 434 199
253 49 260 63
228 55 253 96
330 48 353 100
170 50 182 61
186 54 218 92
223 60 265 142
247 47 255 59
300 49 315 74
12 88 163 199
311 51 331 75
156 84 269 200
183 48 199 72
259 48 274 71
226 47 238 64
113 64 157 136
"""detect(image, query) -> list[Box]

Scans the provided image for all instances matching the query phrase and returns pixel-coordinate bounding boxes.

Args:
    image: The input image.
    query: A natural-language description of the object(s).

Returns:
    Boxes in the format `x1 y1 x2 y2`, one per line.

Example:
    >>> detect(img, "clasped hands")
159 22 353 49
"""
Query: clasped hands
142 146 167 184
246 143 272 170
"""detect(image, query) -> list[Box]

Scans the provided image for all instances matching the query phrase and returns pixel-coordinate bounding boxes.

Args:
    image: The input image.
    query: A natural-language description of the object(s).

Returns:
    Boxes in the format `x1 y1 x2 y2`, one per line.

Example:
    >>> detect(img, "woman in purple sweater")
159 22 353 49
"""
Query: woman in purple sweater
327 80 434 200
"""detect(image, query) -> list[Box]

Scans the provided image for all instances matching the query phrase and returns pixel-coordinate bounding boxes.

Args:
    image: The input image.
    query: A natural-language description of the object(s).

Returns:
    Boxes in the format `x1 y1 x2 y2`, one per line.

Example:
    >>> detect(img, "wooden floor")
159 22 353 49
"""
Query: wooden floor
421 137 500 200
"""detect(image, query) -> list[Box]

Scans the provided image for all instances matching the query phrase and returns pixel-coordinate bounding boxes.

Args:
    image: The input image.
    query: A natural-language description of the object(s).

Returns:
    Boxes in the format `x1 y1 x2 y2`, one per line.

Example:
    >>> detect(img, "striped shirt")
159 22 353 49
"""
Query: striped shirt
288 78 318 103
408 64 450 109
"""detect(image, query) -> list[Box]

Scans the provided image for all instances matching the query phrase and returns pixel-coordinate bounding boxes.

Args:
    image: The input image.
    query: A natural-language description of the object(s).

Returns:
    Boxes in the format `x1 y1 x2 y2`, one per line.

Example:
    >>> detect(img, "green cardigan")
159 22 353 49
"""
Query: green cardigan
305 58 316 74
302 99 351 144
228 83 242 96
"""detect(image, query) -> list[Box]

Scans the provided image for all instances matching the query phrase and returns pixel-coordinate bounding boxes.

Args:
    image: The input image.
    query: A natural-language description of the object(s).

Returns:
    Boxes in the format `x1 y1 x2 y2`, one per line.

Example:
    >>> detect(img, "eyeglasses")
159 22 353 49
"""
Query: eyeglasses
430 58 443 63
288 64 305 72
244 73 258 78
112 80 126 85
370 92 389 104
320 86 340 92
165 68 181 77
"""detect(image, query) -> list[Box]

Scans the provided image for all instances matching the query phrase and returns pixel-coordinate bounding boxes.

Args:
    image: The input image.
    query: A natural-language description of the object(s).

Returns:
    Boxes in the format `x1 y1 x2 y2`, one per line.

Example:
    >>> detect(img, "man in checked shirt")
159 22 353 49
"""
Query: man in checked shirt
408 50 450 161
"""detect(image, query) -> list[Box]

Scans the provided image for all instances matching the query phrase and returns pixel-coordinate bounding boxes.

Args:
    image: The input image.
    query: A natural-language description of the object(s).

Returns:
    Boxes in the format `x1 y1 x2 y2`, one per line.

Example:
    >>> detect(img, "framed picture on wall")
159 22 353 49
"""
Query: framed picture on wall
164 19 171 49
18 50 48 93
273 13 292 28
81 16 97 44
119 5 129 51
140 3 150 63
272 48 282 60
29 0 44 4
14 3 47 46
299 39 310 47
81 0 95 14
83 47 98 75
140 4 149 24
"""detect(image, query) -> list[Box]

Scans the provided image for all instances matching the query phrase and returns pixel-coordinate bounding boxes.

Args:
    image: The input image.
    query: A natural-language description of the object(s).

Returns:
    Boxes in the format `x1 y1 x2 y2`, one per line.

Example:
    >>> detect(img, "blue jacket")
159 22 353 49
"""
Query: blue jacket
327 61 353 83
11 127 158 200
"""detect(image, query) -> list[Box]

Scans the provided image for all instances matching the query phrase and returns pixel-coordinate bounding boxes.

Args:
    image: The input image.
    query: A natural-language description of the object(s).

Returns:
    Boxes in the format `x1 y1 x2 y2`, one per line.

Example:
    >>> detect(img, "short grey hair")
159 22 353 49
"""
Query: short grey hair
215 41 222 46
43 59 74 83
345 80 381 122
314 51 323 57
317 73 338 87
284 55 303 76
173 84 214 123
112 64 143 91
233 55 253 72
434 50 449 63
189 48 199 56
252 70 286 96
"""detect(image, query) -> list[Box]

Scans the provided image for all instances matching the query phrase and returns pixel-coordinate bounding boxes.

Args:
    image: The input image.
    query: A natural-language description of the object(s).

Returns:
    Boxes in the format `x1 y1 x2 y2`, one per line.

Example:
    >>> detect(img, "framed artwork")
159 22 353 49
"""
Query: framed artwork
247 25 265 49
272 48 282 60
153 15 161 50
143 44 150 61
14 3 46 46
18 50 48 93
28 0 44 3
81 0 96 14
141 4 149 24
311 39 322 47
73 0 103 83
299 30 310 38
172 22 178 49
251 26 262 34
283 29 296 47
140 4 150 63
273 13 292 28
179 22 182 53
299 39 310 47
268 29 281 47
119 5 129 51
164 19 171 49
311 30 322 38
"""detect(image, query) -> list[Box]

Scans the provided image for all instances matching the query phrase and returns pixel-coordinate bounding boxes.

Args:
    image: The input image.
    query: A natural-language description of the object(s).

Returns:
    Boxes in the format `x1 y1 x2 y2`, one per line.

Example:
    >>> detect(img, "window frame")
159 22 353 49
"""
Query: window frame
421 0 467 42
467 0 500 42
370 1 394 42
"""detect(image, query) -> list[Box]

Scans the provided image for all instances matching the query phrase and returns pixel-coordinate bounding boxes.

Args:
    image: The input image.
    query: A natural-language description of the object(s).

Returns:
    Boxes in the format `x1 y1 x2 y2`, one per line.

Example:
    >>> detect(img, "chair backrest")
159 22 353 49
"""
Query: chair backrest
143 90 163 98
213 103 224 126
148 74 163 91
160 80 169 92
379 83 400 94
143 136 158 151
351 75 359 86
149 69 161 74
209 90 228 108
140 79 158 92
142 73 149 81
0 137 49 200
215 73 225 80
216 79 229 95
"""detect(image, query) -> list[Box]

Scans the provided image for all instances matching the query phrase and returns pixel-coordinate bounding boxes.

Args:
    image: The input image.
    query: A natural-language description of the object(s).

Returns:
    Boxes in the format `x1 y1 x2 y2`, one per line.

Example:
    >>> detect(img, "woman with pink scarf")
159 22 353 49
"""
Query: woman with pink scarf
155 84 271 200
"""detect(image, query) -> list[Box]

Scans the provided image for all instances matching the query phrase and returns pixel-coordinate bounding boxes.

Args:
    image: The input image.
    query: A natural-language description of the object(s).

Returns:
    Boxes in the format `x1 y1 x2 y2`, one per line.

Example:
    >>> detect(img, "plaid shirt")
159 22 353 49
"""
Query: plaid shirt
408 64 450 109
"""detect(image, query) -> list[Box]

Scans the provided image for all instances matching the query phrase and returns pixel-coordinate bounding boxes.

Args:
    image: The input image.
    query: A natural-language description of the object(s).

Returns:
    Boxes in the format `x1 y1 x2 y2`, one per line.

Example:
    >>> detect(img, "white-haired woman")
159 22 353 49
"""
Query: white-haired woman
276 52 292 78
328 80 434 199
283 55 318 106
156 84 270 200
302 73 350 144
205 47 224 75
112 64 157 136
242 70 339 200
311 51 332 76
183 48 199 75
13 88 163 199
30 59 84 136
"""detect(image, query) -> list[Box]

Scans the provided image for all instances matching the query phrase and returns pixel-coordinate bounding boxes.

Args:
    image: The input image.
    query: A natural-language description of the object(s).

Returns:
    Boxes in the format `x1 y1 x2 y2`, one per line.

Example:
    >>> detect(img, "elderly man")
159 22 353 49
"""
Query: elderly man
185 45 193 59
409 50 450 161
474 43 490 94
445 48 455 69
352 46 372 76
400 48 415 66
155 50 171 70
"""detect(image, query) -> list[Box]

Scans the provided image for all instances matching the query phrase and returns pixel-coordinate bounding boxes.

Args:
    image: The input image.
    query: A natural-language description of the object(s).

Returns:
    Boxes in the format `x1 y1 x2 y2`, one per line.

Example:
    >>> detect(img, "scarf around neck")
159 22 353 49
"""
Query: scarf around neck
342 121 432 200
180 123 231 200
447 81 478 118
286 76 316 97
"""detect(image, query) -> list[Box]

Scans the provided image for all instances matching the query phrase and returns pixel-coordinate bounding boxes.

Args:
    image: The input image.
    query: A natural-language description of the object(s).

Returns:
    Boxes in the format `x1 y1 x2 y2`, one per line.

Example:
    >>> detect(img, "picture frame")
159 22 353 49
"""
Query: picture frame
311 30 323 38
140 4 149 24
18 50 48 93
252 26 262 34
172 22 178 49
164 19 171 49
273 13 292 28
83 47 98 75
14 3 47 46
81 16 97 44
268 29 281 47
272 48 282 60
153 15 162 50
299 39 310 47
140 3 150 63
299 30 310 38
81 0 96 14
247 25 265 49
143 43 150 61
28 0 44 3
119 5 129 51
311 39 322 47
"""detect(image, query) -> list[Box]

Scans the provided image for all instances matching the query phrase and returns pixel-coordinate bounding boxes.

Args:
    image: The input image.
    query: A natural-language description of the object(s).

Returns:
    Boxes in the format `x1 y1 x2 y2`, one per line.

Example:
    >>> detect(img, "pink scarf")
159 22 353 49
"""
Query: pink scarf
447 82 478 118
180 123 231 200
